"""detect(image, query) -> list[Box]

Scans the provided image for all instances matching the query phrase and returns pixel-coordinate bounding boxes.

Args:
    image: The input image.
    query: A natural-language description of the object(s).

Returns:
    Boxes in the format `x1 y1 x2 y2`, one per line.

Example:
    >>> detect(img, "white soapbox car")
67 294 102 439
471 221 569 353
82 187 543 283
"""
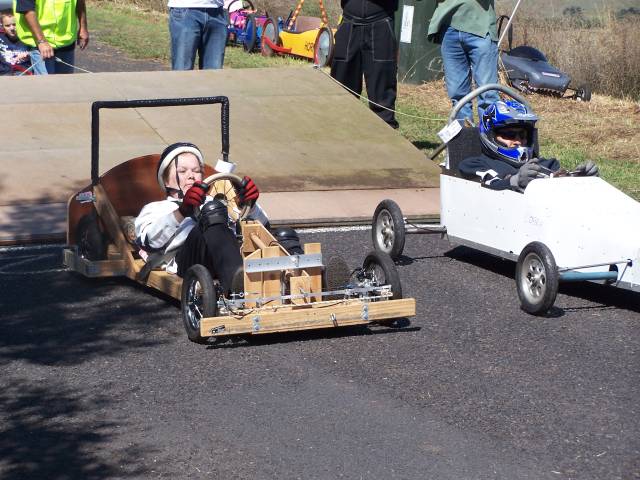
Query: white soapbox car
372 85 639 315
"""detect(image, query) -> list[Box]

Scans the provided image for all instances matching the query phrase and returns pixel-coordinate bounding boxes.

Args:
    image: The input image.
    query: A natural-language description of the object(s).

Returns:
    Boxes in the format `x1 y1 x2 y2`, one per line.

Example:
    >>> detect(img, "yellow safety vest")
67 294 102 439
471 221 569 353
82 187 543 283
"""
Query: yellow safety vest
14 0 78 49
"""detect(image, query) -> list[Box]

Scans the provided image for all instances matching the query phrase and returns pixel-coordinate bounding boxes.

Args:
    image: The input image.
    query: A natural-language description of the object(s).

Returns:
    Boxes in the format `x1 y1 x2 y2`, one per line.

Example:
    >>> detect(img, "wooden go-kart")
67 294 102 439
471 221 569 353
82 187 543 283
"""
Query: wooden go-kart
64 97 415 343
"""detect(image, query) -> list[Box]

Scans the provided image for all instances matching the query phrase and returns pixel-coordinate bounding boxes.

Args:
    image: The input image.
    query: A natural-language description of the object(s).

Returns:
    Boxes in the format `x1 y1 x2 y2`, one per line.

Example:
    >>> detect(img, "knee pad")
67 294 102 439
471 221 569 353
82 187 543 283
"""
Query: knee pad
272 226 303 255
198 199 228 232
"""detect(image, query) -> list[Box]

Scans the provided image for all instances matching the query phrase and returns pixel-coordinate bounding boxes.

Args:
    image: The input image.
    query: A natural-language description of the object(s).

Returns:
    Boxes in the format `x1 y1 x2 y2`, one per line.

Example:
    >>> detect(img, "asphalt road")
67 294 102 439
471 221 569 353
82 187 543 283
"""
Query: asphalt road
1 229 638 480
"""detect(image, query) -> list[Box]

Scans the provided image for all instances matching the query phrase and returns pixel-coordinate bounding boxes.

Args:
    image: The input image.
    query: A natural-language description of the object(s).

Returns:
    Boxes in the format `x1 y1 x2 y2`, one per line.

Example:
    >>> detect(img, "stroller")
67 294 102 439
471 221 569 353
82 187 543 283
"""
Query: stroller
498 16 591 101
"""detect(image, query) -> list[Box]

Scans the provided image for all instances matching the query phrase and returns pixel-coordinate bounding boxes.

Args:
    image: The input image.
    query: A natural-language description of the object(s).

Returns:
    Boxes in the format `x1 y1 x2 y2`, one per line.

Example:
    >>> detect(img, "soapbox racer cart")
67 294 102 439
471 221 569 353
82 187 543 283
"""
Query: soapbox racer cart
498 16 591 102
63 97 415 344
260 0 334 67
372 85 639 315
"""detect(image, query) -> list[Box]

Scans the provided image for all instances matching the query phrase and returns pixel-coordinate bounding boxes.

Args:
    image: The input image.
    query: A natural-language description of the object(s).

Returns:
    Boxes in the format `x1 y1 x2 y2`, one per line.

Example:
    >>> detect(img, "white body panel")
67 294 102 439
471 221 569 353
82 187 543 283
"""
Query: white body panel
440 175 640 291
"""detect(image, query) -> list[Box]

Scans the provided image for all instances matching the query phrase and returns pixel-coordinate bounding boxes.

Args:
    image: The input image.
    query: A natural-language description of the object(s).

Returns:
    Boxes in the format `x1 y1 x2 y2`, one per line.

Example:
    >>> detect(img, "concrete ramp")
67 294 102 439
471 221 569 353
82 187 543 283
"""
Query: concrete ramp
0 67 440 243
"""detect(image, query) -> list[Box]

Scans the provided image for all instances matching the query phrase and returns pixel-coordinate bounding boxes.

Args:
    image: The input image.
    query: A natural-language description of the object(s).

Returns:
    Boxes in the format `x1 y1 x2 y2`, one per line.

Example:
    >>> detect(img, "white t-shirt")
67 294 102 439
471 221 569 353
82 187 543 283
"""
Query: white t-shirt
168 0 224 8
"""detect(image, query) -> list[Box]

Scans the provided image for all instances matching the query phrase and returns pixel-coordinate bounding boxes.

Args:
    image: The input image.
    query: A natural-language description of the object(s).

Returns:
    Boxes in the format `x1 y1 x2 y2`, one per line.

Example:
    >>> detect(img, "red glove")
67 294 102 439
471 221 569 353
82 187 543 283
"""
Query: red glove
178 182 208 218
237 176 259 207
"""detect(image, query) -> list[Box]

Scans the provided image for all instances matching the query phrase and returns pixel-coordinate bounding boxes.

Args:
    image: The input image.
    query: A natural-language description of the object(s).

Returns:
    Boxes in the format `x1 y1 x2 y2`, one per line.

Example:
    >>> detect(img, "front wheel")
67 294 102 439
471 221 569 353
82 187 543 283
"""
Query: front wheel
181 265 218 344
516 242 559 315
372 199 406 260
361 251 402 300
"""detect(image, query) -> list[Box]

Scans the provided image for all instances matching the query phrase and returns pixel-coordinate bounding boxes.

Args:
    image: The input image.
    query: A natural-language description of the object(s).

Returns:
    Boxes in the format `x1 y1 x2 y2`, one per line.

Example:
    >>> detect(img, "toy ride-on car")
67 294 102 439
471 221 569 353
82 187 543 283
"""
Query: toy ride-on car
497 16 590 101
226 0 272 52
260 0 334 67
64 96 415 344
372 84 639 315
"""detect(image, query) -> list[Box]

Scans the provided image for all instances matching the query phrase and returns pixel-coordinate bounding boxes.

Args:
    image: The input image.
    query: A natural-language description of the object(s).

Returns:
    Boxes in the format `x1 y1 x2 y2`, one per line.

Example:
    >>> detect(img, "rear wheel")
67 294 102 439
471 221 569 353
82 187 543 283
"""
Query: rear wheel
243 13 257 52
576 85 591 102
516 242 559 315
76 211 108 261
313 26 334 67
372 199 405 260
260 18 279 56
181 265 217 344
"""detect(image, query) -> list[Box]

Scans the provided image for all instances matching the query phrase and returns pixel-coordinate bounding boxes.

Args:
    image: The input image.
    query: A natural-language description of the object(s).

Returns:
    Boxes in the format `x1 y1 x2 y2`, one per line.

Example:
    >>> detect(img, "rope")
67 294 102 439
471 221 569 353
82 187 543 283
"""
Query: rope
54 56 93 73
17 55 94 75
314 65 447 123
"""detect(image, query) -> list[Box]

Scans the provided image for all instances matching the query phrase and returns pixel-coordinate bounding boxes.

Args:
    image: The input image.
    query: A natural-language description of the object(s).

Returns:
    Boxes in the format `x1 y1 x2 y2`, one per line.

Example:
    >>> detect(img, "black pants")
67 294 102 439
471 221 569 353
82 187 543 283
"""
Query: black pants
176 224 242 292
330 17 399 128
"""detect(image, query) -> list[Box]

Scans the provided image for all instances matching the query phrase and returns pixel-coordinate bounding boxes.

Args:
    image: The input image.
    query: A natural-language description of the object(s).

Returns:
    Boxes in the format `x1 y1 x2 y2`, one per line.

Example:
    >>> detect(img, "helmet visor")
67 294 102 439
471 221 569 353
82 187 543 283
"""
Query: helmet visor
494 126 531 147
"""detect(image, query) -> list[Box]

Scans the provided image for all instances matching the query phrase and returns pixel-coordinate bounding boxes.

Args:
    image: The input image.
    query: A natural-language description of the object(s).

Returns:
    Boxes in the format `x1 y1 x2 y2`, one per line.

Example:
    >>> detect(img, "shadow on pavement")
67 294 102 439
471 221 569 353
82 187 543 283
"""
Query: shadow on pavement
0 256 174 366
0 379 153 479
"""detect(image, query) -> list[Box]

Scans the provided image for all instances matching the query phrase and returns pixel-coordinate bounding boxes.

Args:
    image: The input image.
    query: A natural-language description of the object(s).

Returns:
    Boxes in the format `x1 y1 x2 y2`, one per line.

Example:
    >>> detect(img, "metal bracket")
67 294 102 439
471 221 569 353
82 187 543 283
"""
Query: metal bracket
210 325 226 334
330 313 337 327
252 316 261 332
245 253 323 273
361 304 369 321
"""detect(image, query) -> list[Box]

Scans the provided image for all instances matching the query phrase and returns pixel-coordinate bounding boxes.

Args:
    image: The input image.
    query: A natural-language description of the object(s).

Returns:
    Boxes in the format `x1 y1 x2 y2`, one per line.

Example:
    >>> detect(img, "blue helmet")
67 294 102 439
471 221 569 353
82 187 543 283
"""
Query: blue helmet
479 100 538 166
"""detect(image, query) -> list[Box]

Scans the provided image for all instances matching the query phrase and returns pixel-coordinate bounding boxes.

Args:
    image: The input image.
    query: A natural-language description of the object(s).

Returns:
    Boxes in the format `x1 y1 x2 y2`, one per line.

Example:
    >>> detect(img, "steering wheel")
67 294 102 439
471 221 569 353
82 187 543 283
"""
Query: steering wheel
202 172 250 222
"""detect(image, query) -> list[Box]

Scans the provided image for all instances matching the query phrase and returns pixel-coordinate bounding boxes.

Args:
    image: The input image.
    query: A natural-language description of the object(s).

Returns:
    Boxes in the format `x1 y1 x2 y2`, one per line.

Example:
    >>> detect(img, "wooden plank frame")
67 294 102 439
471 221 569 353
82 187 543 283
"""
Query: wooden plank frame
201 298 416 337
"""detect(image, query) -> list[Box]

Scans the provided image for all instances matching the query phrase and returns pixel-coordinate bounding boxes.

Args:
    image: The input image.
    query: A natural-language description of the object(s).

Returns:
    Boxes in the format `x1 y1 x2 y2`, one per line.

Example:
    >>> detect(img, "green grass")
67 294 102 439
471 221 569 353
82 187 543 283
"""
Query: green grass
88 1 640 201
541 143 640 200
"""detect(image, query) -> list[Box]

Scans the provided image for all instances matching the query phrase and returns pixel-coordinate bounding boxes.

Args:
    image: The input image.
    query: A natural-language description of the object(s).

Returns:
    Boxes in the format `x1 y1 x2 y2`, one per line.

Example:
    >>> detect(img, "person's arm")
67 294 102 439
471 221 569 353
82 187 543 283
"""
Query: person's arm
22 10 54 59
76 0 89 49
459 156 512 190
135 202 184 251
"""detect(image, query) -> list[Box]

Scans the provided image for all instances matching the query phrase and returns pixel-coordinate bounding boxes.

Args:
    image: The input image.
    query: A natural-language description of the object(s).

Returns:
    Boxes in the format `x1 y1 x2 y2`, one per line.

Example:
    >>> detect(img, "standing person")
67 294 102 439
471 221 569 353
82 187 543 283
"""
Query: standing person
330 0 399 129
13 0 89 75
0 11 32 73
428 0 499 122
168 0 228 70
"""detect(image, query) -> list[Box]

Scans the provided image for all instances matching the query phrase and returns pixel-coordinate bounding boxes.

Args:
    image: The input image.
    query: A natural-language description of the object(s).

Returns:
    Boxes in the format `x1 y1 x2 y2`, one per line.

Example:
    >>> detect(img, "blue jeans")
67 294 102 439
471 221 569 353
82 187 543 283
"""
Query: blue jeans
29 47 75 74
169 7 228 70
441 27 499 122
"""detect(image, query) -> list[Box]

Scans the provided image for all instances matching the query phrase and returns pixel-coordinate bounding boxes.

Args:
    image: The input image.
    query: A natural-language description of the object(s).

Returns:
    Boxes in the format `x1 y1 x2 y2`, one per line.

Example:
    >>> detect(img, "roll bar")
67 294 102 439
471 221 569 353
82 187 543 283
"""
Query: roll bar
91 96 231 185
448 83 531 125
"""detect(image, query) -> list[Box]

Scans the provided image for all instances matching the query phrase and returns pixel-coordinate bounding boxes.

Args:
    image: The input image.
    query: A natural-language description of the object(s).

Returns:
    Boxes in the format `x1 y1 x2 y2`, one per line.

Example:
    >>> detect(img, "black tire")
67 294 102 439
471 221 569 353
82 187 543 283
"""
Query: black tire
260 17 279 56
181 265 218 344
76 211 108 261
313 26 334 67
362 251 402 300
515 242 559 315
372 199 406 260
243 13 257 52
576 85 591 102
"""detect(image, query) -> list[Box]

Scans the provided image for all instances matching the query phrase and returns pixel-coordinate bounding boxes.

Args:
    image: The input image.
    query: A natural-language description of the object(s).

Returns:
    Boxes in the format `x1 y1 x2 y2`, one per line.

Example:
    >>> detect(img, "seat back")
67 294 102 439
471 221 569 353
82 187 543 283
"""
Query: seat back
445 126 483 178
292 15 322 32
